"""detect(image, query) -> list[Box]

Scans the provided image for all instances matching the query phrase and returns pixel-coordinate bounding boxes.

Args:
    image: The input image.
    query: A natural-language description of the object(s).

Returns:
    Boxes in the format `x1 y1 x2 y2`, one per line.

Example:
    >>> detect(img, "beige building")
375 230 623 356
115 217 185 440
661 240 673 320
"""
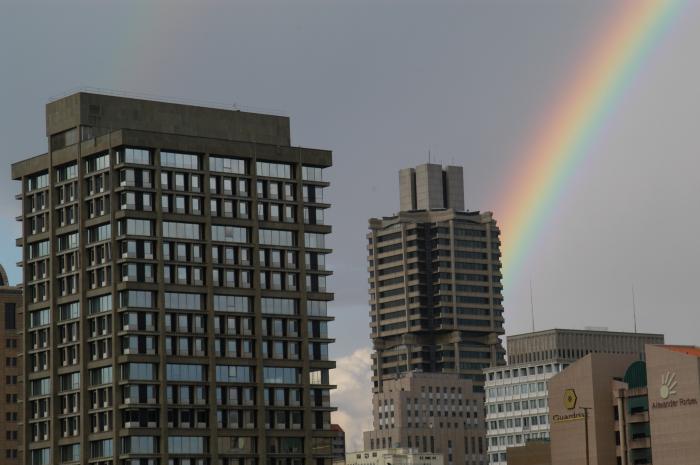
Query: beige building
506 440 550 465
0 265 22 463
548 345 700 465
346 448 444 465
485 328 663 464
363 372 486 465
646 345 700 464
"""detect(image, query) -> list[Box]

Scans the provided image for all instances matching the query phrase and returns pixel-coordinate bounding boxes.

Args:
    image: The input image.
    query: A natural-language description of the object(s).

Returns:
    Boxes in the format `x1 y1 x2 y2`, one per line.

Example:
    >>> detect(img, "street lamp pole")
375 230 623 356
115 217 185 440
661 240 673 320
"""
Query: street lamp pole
581 407 591 465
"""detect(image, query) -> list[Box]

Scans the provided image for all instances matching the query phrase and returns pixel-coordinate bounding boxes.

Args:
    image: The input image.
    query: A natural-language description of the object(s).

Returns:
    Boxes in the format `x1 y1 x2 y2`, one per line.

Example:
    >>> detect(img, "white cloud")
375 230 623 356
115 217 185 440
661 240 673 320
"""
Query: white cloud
330 346 374 452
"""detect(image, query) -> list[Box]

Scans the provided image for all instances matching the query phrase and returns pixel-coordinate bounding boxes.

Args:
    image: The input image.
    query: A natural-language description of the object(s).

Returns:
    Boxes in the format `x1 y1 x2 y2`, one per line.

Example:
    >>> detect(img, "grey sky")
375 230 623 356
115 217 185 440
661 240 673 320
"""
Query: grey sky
1 0 699 369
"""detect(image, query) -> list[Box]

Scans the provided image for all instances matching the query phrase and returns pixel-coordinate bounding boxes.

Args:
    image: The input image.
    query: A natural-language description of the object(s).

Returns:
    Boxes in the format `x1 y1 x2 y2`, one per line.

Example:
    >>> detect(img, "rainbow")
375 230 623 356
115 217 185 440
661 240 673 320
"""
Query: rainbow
497 0 687 284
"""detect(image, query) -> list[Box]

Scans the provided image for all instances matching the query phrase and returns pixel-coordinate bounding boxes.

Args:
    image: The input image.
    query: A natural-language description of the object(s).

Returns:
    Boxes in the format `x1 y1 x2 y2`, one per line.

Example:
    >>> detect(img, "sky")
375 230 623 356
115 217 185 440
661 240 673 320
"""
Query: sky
2 0 700 450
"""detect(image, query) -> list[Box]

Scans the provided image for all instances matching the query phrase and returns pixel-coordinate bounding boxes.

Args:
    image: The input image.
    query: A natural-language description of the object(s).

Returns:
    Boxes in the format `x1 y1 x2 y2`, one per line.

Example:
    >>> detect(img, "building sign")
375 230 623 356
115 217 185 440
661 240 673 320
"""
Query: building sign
564 389 577 410
552 412 585 423
652 370 698 409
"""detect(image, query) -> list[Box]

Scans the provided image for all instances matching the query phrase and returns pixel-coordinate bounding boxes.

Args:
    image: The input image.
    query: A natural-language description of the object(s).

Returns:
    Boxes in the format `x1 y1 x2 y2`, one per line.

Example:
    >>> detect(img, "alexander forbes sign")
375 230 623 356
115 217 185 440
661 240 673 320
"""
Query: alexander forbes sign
651 371 698 409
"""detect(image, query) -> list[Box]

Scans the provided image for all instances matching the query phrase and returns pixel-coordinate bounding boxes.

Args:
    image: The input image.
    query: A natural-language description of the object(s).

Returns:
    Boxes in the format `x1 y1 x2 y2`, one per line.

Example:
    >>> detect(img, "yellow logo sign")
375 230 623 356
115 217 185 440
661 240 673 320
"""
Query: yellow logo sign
564 389 577 410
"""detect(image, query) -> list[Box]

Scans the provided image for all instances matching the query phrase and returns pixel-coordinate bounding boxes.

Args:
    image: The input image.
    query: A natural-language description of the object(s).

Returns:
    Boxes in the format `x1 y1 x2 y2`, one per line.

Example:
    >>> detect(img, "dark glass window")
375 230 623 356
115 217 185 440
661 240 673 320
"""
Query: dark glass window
4 303 16 330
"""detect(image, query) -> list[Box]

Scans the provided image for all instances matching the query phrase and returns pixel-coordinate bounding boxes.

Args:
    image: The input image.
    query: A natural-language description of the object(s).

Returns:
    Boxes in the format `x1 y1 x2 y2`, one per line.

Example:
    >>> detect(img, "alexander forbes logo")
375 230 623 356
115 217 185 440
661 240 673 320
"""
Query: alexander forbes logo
652 370 698 409
660 371 678 400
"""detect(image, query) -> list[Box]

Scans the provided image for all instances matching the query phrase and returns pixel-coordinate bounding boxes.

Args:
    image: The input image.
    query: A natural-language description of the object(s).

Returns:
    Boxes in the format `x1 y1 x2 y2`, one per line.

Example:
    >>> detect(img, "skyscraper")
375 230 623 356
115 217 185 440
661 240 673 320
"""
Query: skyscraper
368 163 505 394
13 92 335 465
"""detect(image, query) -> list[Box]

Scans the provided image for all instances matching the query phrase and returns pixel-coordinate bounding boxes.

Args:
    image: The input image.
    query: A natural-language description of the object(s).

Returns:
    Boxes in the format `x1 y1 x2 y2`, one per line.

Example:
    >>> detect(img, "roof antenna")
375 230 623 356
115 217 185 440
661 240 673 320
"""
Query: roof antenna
632 284 638 333
530 279 536 332
428 150 431 164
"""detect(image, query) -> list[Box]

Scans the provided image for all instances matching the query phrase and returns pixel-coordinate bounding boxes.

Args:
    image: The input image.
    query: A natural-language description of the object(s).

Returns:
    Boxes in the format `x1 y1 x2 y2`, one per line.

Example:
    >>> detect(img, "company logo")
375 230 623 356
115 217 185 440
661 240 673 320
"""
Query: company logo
660 371 678 400
564 389 577 410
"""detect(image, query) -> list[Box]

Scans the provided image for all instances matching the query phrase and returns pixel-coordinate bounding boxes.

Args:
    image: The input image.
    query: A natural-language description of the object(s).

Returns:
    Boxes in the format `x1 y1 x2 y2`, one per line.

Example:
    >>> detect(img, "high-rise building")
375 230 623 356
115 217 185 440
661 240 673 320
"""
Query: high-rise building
13 91 335 465
368 163 505 393
0 265 22 462
483 328 664 465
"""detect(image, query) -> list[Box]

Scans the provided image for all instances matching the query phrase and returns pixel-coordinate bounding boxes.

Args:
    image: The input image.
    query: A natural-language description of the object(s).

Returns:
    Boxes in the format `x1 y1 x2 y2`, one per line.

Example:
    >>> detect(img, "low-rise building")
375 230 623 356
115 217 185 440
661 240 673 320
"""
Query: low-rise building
484 328 664 464
363 371 486 465
346 448 444 465
547 344 700 465
332 424 347 463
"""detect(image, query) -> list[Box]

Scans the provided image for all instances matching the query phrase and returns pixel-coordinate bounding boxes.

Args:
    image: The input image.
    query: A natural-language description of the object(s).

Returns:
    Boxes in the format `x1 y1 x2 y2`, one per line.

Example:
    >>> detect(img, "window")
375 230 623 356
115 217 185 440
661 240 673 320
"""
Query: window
213 295 251 312
29 308 50 328
210 156 246 174
160 151 200 170
163 221 202 240
118 290 153 309
30 448 50 465
117 147 152 165
212 225 248 243
120 219 153 236
4 303 16 330
302 166 323 181
164 292 202 310
256 161 292 179
26 172 49 191
261 298 297 315
85 153 110 173
216 365 254 383
304 233 326 249
259 229 295 246
263 367 300 384
121 436 158 454
307 300 328 317
122 363 157 381
167 363 206 382
168 436 205 454
56 163 78 182
88 294 112 315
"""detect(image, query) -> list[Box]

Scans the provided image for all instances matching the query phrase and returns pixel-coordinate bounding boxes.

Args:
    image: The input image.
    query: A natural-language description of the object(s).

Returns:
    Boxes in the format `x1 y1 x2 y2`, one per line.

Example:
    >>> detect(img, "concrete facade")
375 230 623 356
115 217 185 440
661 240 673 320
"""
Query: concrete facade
647 345 700 465
548 353 638 465
398 164 465 212
363 372 486 465
506 440 551 465
367 207 505 393
346 448 444 465
13 92 335 465
484 329 662 465
0 265 22 463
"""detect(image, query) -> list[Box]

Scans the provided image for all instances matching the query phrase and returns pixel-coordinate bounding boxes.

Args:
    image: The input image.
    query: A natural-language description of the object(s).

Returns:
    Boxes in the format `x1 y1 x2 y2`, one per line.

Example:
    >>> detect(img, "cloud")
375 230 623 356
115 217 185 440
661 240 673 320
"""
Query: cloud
331 346 374 452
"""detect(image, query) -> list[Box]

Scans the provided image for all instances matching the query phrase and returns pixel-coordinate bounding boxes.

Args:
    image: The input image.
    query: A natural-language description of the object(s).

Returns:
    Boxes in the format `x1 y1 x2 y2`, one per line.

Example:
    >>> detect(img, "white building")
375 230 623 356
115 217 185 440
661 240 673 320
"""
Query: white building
484 328 664 464
346 448 443 465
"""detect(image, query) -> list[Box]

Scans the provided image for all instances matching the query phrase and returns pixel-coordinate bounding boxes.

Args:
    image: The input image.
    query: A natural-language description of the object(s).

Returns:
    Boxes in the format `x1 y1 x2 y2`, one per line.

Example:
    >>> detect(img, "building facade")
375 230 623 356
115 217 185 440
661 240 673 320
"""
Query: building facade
368 164 505 394
346 448 443 465
0 265 22 462
363 371 486 465
547 345 700 465
331 424 346 463
13 92 335 465
484 329 664 464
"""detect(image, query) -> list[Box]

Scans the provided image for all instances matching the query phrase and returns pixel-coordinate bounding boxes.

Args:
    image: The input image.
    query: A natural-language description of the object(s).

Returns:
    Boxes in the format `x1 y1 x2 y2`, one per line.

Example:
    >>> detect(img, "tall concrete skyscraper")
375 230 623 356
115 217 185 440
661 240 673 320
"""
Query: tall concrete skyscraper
13 92 335 465
368 163 505 394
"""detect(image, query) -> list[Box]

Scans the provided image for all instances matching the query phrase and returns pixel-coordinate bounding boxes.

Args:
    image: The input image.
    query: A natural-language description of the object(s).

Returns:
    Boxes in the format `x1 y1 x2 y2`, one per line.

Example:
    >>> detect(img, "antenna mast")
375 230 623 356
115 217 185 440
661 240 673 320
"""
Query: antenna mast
530 280 535 332
632 285 638 333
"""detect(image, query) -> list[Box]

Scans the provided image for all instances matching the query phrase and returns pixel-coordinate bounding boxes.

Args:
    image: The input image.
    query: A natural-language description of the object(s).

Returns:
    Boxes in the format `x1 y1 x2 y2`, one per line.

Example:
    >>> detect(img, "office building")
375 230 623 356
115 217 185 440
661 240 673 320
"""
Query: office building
505 440 550 465
13 92 335 465
331 424 346 463
0 265 22 462
548 345 700 465
368 164 505 393
346 448 443 465
363 372 486 465
484 328 664 464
